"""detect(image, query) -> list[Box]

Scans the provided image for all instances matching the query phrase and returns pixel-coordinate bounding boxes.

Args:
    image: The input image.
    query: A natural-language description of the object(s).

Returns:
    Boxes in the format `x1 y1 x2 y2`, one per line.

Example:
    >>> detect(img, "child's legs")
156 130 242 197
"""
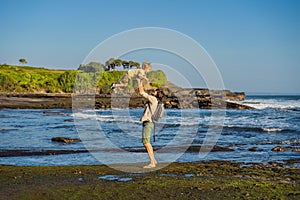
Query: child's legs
115 74 130 87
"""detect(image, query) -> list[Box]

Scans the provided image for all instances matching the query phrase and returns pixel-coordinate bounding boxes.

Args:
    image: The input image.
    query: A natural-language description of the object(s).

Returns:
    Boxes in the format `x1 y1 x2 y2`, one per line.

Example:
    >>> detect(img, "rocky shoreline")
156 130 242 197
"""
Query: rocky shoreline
1 160 299 199
0 145 234 157
0 87 252 109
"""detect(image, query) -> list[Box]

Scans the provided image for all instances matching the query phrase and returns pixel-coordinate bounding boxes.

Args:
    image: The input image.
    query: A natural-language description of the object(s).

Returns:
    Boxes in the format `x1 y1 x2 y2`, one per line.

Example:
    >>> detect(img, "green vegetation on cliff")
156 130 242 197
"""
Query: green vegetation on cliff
147 70 167 88
0 65 69 93
0 64 167 93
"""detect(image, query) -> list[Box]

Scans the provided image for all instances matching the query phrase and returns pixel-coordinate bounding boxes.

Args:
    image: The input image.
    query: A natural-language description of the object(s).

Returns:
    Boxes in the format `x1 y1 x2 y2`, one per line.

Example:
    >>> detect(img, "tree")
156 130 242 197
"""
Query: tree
78 62 104 72
128 61 140 69
105 58 140 71
105 58 116 71
128 61 134 69
114 59 122 70
134 62 141 69
19 58 27 65
122 60 129 69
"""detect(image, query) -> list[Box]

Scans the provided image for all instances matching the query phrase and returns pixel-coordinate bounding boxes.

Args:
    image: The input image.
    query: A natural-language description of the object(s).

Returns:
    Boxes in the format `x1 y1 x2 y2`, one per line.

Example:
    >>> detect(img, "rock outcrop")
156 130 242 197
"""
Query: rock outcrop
0 84 251 109
51 137 81 143
158 85 249 109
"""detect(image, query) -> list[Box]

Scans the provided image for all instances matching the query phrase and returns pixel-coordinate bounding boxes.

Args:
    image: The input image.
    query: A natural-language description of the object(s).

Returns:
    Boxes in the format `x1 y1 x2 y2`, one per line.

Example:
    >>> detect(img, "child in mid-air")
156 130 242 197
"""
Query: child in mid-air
111 61 152 91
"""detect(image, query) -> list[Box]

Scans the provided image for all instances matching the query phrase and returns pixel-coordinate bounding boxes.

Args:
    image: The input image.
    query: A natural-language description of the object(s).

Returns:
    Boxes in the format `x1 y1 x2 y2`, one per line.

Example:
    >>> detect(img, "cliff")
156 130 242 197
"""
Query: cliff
0 65 251 109
161 88 247 109
157 82 247 109
0 87 251 110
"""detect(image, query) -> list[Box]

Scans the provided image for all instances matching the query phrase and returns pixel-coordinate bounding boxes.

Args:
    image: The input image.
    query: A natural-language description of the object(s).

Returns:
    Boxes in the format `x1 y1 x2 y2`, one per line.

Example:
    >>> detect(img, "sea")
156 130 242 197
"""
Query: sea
0 95 299 167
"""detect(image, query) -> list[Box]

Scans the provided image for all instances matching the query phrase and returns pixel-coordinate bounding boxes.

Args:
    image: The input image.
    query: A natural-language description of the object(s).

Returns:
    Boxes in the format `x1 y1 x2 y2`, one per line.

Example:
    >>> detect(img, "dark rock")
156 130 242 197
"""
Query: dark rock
0 149 88 157
272 146 299 152
248 147 258 151
272 146 288 152
51 137 81 143
186 145 234 152
43 111 66 116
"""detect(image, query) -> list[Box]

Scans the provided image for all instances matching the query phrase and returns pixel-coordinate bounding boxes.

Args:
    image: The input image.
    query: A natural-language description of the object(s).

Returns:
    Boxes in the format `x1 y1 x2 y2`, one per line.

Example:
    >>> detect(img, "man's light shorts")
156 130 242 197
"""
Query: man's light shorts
142 121 154 144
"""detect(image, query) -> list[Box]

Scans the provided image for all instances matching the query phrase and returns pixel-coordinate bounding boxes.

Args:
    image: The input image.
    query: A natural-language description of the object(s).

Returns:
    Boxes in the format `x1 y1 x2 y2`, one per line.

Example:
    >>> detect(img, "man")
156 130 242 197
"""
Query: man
138 81 158 168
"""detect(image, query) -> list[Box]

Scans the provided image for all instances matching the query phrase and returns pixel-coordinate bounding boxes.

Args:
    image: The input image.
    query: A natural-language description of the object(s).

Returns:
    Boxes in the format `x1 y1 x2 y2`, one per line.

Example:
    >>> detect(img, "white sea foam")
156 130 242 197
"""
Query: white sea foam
72 112 97 119
262 128 283 132
72 109 203 126
229 98 300 110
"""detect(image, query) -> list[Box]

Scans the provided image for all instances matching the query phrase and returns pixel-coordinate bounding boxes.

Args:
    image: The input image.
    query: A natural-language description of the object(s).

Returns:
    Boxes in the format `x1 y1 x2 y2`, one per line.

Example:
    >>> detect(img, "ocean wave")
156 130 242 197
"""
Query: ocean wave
73 111 202 126
96 117 140 124
72 112 295 133
236 99 300 110
222 125 295 133
261 128 284 132
256 138 300 145
72 112 97 119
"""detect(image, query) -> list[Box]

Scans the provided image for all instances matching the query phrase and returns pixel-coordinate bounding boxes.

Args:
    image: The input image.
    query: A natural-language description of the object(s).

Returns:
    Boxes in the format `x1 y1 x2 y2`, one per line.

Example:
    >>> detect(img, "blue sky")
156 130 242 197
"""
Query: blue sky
0 0 299 94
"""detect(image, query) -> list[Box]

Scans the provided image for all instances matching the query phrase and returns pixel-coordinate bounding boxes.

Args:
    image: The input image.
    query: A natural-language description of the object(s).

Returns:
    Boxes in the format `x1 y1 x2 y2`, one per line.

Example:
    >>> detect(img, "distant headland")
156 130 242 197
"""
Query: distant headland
0 63 251 109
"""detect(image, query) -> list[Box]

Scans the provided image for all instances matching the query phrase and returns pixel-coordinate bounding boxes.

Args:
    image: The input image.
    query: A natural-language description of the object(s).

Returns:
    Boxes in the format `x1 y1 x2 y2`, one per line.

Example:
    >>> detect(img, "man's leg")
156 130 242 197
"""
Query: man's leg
142 122 157 168
143 143 157 167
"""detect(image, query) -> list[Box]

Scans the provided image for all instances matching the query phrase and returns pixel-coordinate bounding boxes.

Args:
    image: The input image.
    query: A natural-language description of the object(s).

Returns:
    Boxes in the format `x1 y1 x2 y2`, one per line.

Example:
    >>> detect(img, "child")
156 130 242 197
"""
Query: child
111 61 152 91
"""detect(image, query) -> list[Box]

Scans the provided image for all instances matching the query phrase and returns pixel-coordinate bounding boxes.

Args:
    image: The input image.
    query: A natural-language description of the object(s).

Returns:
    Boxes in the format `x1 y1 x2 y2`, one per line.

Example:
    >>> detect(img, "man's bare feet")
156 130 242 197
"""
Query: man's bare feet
143 163 156 169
